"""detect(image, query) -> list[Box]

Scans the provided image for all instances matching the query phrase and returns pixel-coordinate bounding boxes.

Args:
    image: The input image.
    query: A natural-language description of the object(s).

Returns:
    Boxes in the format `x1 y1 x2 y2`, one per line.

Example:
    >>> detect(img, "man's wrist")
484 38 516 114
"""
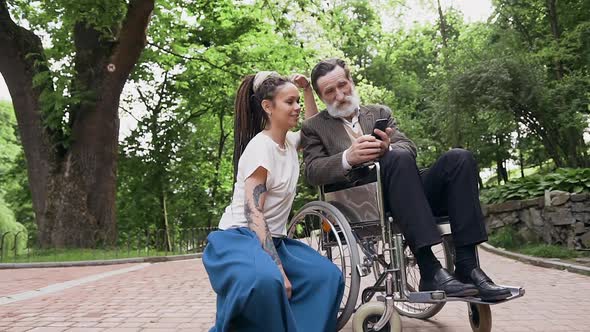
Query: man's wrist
342 149 353 171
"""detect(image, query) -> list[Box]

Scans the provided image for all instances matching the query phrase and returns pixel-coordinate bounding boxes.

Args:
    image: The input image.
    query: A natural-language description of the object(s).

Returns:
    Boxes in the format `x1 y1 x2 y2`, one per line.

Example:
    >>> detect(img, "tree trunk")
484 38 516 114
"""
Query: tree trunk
207 112 229 228
518 112 564 167
495 136 508 184
564 127 588 167
0 0 155 248
0 8 53 245
496 159 508 184
516 124 525 178
477 166 484 189
162 191 172 251
546 0 564 80
500 161 508 183
436 0 449 49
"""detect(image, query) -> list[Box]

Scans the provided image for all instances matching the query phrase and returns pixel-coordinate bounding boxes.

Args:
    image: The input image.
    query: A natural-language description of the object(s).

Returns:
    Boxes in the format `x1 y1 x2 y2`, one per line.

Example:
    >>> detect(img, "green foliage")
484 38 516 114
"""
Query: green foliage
519 244 580 259
488 226 523 250
1 248 178 263
6 0 132 149
0 197 28 256
5 0 590 241
0 101 20 171
481 168 590 204
0 101 34 235
488 226 580 259
117 0 318 232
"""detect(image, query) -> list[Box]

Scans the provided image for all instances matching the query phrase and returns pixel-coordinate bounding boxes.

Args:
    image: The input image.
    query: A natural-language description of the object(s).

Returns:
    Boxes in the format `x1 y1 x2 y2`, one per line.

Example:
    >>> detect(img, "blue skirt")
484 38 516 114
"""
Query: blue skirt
203 227 345 332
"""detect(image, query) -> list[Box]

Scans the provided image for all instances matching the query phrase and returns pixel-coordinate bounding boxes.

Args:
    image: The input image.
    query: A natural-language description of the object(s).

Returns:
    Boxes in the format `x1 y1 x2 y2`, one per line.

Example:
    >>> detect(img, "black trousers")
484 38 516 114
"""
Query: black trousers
380 148 487 252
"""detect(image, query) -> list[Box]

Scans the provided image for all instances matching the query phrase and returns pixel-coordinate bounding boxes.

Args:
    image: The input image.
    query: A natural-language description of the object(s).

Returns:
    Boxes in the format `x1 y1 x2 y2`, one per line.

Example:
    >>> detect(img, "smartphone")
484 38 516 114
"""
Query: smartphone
371 118 389 140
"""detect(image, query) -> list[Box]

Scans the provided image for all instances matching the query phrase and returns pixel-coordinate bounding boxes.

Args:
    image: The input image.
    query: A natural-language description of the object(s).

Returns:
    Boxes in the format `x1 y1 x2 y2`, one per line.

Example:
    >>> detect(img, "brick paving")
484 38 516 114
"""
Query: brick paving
0 249 589 332
0 264 138 297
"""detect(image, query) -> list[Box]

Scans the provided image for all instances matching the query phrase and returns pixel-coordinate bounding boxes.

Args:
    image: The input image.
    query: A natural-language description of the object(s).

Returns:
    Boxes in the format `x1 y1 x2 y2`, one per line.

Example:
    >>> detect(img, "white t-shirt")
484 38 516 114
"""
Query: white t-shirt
218 131 300 236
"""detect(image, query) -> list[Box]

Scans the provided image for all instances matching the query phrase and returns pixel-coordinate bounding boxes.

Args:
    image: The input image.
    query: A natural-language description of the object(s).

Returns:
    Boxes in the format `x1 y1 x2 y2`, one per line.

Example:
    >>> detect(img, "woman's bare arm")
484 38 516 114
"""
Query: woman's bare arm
244 167 280 265
244 166 292 297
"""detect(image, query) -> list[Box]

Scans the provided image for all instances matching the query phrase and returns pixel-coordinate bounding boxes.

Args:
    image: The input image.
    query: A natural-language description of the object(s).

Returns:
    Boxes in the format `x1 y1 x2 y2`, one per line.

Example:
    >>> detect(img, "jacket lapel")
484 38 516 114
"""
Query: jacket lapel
320 110 352 154
359 105 375 136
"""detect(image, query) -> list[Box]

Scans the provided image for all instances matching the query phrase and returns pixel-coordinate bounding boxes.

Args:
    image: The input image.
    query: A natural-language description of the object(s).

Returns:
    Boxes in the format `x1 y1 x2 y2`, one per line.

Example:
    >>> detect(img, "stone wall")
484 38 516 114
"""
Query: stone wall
483 192 590 249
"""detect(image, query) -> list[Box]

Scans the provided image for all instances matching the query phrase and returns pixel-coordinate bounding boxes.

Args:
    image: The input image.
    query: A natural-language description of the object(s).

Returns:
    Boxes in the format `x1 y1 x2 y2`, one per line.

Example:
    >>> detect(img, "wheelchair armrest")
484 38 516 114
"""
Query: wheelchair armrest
322 164 378 193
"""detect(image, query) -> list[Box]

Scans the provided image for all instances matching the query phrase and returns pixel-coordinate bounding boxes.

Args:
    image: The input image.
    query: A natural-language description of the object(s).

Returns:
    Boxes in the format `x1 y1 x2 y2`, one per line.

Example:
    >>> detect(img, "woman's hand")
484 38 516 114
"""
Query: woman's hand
291 74 318 120
292 74 311 91
281 268 293 299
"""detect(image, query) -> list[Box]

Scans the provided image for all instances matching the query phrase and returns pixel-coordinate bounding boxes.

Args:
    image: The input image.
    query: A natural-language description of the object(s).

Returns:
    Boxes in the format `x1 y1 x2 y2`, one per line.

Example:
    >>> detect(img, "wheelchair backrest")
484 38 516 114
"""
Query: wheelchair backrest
321 181 382 224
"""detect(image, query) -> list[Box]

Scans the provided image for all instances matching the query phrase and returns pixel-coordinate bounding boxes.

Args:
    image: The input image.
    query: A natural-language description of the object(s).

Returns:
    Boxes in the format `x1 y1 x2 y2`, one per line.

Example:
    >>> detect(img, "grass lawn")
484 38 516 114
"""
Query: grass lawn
488 227 589 260
0 247 202 263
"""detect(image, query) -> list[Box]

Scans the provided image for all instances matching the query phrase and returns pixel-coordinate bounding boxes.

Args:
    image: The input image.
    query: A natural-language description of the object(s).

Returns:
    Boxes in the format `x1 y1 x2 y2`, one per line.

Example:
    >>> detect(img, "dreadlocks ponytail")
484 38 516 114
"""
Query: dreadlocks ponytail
232 72 290 183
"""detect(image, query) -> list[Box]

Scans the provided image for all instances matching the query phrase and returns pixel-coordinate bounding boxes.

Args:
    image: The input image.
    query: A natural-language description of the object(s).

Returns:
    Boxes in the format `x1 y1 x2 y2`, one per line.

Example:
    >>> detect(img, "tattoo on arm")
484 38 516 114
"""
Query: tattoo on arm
253 184 267 209
262 224 281 265
244 184 282 266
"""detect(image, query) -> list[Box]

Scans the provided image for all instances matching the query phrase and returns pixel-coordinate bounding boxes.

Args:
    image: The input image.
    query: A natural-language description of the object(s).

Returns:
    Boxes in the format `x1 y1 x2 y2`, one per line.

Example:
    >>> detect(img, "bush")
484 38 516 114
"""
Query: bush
488 226 585 259
481 168 590 204
488 227 523 250
0 198 28 256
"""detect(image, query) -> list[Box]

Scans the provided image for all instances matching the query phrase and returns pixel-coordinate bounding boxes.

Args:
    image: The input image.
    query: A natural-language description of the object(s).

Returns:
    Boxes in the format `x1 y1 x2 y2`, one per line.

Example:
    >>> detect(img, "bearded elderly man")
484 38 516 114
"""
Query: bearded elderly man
300 58 511 301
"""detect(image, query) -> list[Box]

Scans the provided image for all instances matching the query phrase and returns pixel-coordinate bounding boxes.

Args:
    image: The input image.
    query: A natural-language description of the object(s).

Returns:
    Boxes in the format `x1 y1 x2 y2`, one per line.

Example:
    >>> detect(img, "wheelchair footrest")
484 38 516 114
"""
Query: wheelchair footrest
446 285 525 305
407 290 446 303
404 286 525 305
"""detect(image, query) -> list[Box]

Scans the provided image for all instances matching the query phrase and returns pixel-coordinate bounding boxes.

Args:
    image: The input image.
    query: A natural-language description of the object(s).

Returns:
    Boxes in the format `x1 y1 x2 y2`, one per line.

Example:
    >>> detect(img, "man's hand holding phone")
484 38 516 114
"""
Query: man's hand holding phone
345 135 381 166
373 128 394 157
345 118 394 166
372 118 393 157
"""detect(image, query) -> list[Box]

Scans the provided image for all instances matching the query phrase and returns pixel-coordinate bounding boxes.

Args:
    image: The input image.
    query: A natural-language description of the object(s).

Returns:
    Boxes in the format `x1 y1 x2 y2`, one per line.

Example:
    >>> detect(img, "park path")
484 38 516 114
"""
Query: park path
1 249 589 332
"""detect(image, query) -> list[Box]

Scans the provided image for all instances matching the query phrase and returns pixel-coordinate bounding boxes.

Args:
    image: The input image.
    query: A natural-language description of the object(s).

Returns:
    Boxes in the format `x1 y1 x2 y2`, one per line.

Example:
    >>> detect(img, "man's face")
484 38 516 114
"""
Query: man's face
316 66 359 118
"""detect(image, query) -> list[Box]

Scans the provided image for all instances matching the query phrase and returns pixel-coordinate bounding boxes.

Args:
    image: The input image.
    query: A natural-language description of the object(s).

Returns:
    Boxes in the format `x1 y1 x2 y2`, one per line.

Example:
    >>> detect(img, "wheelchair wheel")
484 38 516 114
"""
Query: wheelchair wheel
468 303 492 332
394 235 454 319
287 201 361 331
352 302 402 332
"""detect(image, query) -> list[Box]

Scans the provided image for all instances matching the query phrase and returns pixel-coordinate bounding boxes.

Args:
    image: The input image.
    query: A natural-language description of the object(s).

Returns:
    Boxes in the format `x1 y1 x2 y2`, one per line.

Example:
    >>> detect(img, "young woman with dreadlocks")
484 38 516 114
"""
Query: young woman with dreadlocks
203 71 343 332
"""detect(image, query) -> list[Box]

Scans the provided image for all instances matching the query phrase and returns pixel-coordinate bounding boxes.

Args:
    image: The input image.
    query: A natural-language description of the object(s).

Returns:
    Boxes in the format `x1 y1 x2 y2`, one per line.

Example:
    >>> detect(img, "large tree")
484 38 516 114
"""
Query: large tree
0 0 154 247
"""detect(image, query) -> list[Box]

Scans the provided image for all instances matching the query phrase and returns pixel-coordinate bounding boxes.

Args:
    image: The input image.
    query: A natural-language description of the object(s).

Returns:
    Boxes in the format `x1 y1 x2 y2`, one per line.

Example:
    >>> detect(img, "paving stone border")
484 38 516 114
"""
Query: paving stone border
480 242 590 276
0 252 203 269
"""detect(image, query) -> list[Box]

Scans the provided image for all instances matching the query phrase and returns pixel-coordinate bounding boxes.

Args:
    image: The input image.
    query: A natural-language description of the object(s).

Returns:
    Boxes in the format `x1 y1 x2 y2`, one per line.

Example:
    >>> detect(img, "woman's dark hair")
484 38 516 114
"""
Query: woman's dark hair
233 74 290 182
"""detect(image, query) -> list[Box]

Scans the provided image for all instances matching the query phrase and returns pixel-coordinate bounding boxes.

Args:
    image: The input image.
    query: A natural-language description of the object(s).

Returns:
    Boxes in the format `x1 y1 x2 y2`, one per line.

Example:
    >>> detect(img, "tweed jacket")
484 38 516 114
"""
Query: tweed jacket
301 104 417 186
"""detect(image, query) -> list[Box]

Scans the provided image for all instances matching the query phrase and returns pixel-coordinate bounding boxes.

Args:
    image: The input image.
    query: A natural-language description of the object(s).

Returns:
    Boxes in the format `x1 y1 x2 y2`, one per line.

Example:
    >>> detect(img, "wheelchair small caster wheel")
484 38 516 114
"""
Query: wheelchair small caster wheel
352 302 402 332
468 303 492 332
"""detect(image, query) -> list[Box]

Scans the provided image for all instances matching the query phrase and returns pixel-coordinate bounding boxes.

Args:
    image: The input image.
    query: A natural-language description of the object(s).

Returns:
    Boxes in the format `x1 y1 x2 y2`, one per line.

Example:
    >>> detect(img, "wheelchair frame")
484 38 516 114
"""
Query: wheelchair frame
287 162 525 332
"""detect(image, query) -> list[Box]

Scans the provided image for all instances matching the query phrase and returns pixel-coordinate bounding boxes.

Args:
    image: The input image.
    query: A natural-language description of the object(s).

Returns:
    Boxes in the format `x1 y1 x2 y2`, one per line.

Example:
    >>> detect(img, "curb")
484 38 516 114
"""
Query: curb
0 252 203 269
480 243 590 276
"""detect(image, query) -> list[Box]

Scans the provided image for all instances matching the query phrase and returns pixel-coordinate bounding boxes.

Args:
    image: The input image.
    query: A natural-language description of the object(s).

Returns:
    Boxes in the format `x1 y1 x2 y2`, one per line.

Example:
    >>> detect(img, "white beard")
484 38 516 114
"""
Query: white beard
326 90 361 118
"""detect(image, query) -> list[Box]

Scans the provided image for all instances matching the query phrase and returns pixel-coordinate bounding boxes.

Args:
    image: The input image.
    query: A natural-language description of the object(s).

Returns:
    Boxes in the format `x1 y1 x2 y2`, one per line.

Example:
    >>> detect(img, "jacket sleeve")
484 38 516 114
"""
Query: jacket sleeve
301 120 349 187
381 106 417 158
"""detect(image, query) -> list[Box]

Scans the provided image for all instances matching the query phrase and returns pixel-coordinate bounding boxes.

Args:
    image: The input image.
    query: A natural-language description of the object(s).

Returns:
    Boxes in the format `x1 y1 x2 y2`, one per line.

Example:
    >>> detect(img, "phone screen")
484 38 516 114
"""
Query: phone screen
371 118 389 140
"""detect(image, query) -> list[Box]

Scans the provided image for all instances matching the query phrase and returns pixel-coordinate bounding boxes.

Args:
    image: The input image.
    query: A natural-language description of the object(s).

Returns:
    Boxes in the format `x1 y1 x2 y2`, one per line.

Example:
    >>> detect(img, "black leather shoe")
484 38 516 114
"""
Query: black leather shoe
457 267 512 301
419 268 479 297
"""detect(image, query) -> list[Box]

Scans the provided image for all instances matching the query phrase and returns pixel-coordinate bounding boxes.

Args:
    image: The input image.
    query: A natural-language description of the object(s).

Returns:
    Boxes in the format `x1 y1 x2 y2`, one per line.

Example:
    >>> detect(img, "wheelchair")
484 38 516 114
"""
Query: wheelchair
286 162 525 332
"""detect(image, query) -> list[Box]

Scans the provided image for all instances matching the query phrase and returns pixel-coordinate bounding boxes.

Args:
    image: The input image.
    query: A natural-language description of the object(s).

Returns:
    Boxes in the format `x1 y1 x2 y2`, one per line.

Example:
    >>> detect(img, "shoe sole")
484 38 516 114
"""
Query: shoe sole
478 291 512 302
445 288 479 297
